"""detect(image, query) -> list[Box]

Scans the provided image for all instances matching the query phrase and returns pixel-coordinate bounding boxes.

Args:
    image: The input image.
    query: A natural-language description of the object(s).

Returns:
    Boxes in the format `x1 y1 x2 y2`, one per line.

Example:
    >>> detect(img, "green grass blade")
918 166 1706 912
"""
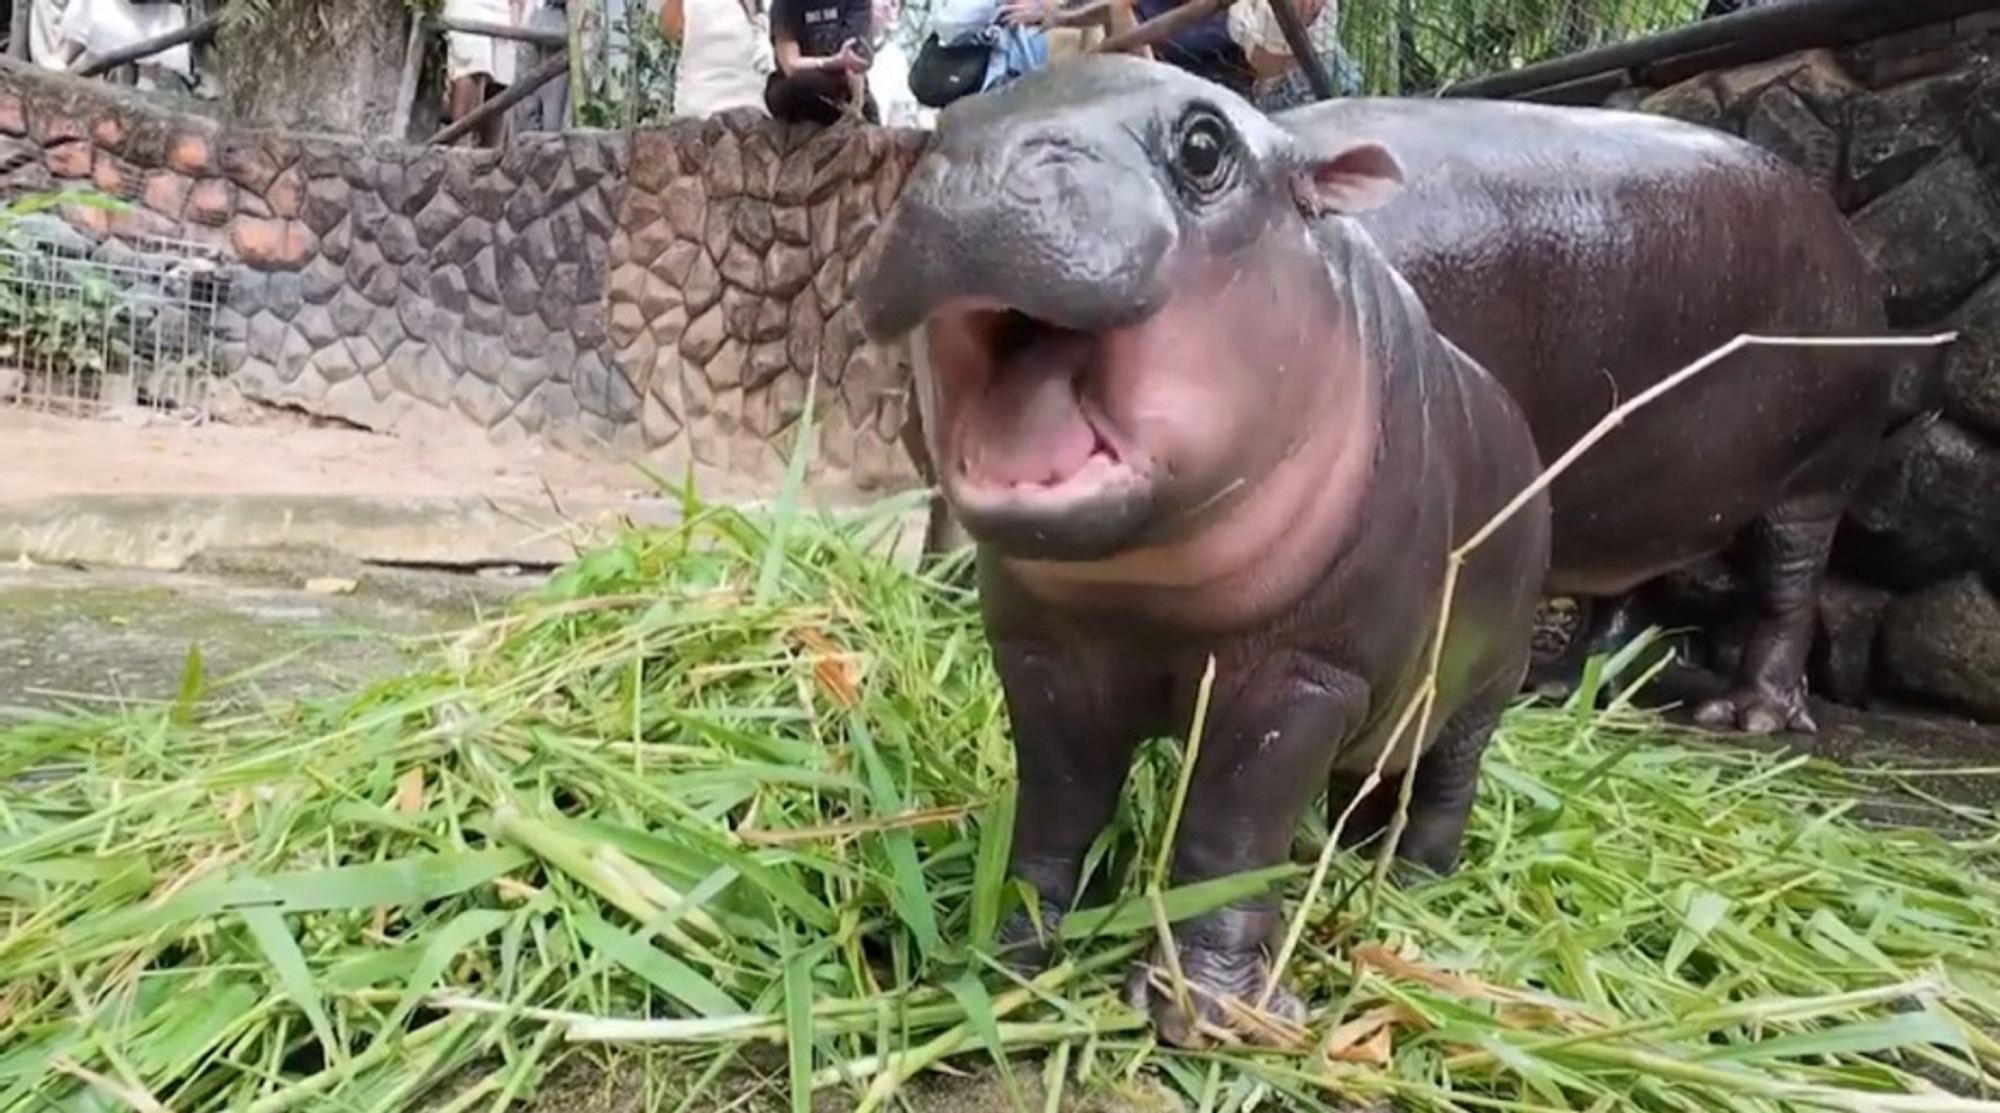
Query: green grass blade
971 791 1016 951
236 905 343 1069
781 930 814 1113
573 909 744 1019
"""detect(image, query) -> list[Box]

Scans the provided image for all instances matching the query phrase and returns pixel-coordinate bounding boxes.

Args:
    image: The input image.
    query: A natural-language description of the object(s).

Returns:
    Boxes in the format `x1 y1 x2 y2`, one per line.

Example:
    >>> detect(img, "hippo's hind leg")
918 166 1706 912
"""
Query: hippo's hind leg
1124 655 1366 1049
1692 491 1843 735
1325 690 1507 877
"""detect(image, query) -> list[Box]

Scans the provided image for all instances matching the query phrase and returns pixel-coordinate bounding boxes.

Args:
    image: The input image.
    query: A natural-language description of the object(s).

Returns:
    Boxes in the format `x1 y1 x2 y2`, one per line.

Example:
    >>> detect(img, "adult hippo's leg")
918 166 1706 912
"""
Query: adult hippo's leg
1124 654 1367 1046
1690 379 1889 736
1691 492 1843 734
989 639 1154 970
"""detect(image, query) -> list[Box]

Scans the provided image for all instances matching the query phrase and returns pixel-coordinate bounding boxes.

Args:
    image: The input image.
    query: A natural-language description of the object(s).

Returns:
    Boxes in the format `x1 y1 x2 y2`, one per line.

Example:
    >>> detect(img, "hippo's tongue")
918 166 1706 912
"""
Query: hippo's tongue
967 369 1099 487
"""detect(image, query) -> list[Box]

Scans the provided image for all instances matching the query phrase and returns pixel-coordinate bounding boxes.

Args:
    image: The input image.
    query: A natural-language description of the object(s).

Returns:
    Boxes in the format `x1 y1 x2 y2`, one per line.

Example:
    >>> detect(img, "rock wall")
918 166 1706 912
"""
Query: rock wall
1617 16 2000 723
10 12 2000 725
0 59 927 501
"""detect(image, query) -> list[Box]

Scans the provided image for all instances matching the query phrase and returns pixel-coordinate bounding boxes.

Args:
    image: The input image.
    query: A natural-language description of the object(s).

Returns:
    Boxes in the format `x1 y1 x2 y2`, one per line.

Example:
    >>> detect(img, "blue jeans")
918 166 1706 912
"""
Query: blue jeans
1252 42 1362 112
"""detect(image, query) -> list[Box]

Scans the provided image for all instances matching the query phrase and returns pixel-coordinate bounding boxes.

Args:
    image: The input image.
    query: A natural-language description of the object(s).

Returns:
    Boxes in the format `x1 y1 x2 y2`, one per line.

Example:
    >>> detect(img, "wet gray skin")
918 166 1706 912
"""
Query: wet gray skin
1280 94 1893 736
854 54 1551 1048
884 67 1897 740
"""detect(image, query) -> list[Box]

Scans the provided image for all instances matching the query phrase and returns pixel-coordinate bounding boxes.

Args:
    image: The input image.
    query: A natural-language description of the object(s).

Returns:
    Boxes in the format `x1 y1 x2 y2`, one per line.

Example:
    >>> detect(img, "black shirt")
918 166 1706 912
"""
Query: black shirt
770 0 871 59
1133 0 1254 96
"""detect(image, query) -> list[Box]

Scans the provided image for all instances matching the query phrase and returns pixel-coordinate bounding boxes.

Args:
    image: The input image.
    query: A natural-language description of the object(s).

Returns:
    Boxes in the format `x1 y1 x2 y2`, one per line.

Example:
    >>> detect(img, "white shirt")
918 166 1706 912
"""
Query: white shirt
673 0 775 118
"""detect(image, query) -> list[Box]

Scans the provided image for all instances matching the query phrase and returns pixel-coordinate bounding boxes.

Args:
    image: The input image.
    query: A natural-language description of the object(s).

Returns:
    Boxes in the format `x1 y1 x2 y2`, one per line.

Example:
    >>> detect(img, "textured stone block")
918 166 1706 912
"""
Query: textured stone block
1744 85 1840 190
1840 415 2000 590
1852 150 2000 324
1846 68 1975 207
1879 574 2000 720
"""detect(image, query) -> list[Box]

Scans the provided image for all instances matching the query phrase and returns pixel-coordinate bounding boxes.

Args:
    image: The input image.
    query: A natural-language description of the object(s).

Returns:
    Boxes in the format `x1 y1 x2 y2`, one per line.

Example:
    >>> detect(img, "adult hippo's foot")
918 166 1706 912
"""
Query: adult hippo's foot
1693 681 1817 735
1122 933 1306 1049
1690 496 1839 735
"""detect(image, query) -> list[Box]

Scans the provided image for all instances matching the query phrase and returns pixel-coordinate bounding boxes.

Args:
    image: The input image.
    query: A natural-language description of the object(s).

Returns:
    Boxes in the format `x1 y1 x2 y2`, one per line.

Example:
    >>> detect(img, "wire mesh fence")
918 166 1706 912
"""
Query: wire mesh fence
0 213 229 420
1332 0 1710 95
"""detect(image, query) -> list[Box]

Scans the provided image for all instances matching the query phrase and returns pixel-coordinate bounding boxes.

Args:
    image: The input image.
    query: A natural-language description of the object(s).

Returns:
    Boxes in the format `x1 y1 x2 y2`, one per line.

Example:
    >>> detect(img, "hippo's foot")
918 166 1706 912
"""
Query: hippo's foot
1122 941 1307 1049
991 900 1066 973
1693 683 1818 735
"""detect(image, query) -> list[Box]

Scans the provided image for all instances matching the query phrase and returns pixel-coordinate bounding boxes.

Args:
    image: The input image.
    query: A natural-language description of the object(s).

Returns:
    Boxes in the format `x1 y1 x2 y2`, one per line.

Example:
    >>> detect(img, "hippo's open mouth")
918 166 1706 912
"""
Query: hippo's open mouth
928 305 1145 509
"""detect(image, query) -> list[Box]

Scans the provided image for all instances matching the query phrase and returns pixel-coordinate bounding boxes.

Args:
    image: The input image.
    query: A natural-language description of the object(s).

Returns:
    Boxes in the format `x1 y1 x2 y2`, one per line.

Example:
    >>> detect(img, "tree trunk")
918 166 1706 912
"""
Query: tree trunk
214 0 410 136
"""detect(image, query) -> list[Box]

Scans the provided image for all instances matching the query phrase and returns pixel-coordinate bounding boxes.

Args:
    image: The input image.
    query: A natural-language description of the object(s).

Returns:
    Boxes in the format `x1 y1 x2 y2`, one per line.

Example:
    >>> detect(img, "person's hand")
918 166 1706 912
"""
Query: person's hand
832 38 873 72
999 0 1056 25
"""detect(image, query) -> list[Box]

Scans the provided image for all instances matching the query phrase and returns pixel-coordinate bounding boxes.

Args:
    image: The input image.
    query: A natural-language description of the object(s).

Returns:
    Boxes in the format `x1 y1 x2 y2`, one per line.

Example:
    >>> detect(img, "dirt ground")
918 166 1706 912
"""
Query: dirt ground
1 406 664 505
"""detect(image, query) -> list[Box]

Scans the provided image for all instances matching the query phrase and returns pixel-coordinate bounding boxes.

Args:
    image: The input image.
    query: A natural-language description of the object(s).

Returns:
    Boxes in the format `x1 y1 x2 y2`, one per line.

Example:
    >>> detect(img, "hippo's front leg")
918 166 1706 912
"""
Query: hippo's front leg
1125 654 1367 1048
989 640 1153 971
1693 494 1841 735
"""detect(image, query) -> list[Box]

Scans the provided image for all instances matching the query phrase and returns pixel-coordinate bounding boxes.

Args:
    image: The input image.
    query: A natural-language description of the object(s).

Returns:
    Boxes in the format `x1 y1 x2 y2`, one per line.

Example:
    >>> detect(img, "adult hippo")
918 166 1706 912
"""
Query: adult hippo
897 69 1892 736
853 55 1550 1045
1284 93 1890 734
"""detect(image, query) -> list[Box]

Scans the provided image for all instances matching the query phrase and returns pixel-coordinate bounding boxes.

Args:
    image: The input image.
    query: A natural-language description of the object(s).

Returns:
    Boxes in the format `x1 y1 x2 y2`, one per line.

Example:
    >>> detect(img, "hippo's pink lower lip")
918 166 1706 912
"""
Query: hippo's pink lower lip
952 446 1143 512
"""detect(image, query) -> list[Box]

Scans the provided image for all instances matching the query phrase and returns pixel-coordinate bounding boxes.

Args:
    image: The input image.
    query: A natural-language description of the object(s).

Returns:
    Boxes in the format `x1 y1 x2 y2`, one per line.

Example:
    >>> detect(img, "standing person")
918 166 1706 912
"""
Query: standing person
764 0 877 125
660 0 775 117
443 0 529 147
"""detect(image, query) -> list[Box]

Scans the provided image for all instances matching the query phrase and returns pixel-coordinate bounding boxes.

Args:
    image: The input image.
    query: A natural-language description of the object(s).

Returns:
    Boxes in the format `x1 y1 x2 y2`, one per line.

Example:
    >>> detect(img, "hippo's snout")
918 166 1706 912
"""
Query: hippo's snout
855 128 1178 341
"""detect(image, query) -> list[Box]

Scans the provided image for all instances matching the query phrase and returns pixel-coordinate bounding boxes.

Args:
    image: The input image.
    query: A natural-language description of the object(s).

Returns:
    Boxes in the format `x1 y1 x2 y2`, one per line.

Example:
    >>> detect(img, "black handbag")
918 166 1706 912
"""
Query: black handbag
908 32 992 108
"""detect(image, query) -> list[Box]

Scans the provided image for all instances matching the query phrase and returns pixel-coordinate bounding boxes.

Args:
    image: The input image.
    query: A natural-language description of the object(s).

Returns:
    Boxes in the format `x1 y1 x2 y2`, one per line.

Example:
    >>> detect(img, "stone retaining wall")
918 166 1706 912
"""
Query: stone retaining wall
0 59 927 501
1619 15 2000 724
8 16 2000 726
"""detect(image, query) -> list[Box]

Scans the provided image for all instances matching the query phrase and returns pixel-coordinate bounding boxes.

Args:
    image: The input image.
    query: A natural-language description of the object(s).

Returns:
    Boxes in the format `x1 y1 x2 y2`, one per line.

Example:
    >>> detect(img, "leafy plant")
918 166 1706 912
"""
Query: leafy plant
574 1 685 128
2 481 1997 1111
0 189 220 408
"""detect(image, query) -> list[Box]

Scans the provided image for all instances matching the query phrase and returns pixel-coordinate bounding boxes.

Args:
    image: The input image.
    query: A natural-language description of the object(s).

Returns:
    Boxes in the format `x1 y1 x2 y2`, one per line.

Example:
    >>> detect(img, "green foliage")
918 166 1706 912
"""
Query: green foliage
575 3 685 128
1335 0 1704 93
2 475 1998 1110
0 190 178 402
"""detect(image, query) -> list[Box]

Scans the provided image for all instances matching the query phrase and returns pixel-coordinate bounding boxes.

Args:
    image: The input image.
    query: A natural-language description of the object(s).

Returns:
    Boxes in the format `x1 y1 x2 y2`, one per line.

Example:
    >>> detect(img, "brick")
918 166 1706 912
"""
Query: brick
0 95 23 136
45 141 91 179
142 170 189 217
266 167 304 219
230 217 315 270
167 133 212 176
32 112 84 145
91 156 127 199
186 178 236 226
91 115 125 150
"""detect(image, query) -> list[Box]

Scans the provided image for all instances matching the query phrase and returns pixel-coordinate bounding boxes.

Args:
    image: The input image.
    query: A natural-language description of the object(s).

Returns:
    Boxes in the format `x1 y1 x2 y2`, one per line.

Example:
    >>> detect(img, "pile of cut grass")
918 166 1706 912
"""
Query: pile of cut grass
3 492 1999 1113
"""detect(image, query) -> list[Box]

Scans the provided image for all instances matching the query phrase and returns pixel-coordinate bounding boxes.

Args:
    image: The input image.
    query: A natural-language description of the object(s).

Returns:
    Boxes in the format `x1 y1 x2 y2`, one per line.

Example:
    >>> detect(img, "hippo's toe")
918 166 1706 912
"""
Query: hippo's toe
1693 685 1818 735
1121 942 1308 1049
992 901 1066 973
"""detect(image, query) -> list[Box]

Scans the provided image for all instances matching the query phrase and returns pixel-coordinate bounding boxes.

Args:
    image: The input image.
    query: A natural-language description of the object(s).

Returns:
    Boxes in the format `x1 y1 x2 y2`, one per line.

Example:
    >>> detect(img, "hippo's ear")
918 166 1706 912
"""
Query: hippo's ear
1293 141 1405 217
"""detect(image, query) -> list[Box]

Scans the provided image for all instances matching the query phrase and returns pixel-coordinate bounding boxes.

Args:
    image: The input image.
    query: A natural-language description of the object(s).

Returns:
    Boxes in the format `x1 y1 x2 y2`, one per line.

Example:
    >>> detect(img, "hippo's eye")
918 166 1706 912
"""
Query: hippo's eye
1174 109 1234 194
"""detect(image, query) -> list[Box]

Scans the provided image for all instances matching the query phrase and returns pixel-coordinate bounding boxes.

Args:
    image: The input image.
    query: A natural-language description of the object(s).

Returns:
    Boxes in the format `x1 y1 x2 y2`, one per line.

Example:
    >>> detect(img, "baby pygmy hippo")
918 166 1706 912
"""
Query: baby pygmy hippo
853 55 1550 1046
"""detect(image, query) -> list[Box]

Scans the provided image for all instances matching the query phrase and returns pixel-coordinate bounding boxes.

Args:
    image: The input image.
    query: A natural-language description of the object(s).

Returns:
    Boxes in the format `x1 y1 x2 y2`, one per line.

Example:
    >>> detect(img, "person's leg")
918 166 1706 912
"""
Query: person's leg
479 79 509 147
448 74 488 146
765 68 853 124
